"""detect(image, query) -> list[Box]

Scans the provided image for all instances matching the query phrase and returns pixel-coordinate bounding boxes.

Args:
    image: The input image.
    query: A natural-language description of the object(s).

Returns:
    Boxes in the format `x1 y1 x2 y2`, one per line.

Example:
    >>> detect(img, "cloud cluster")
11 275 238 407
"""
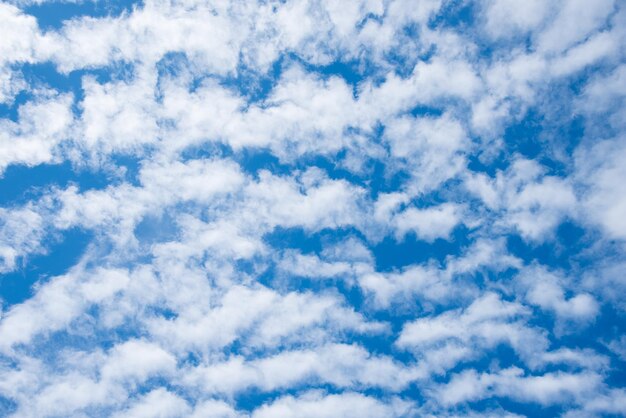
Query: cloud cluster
0 0 625 417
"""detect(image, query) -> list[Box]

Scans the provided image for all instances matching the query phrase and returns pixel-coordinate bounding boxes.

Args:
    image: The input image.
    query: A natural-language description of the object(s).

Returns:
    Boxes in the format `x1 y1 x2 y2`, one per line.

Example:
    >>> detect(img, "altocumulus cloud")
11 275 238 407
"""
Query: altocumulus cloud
0 0 625 417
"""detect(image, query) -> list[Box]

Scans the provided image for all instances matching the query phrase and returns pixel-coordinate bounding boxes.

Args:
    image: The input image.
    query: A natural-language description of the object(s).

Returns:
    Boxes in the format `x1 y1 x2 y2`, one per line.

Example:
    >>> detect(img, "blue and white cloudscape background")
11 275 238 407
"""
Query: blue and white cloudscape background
0 0 625 416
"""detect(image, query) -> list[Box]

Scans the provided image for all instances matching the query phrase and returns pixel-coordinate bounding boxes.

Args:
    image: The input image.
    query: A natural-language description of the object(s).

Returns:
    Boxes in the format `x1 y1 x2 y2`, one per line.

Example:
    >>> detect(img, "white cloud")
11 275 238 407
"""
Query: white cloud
0 3 40 65
251 391 413 418
436 367 602 406
575 137 626 240
397 293 548 373
482 0 552 39
564 388 626 417
100 339 176 382
0 205 46 273
190 400 245 418
0 92 73 174
550 30 619 76
516 266 599 325
145 285 385 354
384 113 469 193
182 343 419 395
465 158 576 240
358 239 521 309
393 203 463 242
537 0 615 54
112 388 190 418
0 267 130 350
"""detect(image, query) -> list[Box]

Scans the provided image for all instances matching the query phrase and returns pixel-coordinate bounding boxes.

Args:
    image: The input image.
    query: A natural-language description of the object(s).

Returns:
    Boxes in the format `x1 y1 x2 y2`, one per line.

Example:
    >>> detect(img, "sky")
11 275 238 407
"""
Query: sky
0 0 625 417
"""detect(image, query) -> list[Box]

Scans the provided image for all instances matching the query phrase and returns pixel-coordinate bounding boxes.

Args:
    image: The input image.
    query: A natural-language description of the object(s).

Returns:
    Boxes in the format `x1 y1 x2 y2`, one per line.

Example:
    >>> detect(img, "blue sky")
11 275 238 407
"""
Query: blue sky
0 0 625 417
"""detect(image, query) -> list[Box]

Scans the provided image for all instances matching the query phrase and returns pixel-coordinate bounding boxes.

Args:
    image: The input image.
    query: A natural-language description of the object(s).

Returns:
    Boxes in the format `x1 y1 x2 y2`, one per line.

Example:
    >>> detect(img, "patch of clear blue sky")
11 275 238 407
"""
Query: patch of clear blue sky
25 0 141 31
0 396 16 417
0 161 112 204
0 229 93 308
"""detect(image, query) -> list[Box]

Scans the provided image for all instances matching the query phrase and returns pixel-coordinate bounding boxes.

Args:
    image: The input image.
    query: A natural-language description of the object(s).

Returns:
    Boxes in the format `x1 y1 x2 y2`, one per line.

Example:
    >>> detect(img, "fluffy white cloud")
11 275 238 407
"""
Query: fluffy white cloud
575 137 626 240
482 0 551 39
182 343 419 395
359 239 521 308
111 388 191 418
0 205 46 273
397 293 548 371
516 265 599 325
0 92 73 173
251 391 413 418
436 367 602 406
465 158 576 240
537 0 616 54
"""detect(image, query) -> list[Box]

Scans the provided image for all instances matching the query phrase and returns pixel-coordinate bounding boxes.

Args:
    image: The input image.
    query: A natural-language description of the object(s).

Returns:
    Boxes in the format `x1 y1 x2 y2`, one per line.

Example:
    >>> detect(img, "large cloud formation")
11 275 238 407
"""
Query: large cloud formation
0 0 625 417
